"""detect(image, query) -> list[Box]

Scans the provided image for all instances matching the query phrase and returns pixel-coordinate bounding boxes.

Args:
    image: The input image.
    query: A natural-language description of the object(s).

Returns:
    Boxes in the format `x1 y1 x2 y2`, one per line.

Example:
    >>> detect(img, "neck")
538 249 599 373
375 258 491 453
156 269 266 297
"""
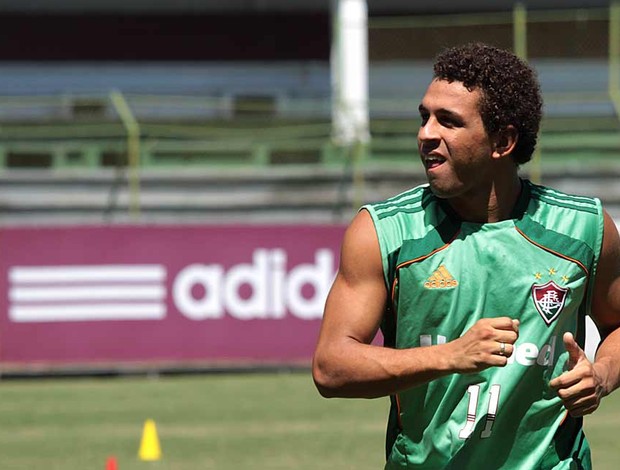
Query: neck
448 172 522 224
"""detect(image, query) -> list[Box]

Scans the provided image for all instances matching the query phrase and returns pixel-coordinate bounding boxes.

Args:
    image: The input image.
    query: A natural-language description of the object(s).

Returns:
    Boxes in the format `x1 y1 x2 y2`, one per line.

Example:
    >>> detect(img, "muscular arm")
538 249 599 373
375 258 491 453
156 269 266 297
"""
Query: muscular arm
312 210 518 399
590 212 620 394
550 211 620 415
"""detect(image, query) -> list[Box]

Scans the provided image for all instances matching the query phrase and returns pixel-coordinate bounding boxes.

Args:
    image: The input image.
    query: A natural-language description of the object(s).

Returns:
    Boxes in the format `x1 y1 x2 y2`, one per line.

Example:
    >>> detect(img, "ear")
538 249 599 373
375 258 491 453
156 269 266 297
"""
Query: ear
492 125 518 159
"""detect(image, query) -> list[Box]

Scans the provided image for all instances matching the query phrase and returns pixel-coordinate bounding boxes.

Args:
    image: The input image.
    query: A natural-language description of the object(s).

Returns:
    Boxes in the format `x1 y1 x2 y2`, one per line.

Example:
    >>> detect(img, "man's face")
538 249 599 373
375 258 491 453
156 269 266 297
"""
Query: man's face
417 78 495 200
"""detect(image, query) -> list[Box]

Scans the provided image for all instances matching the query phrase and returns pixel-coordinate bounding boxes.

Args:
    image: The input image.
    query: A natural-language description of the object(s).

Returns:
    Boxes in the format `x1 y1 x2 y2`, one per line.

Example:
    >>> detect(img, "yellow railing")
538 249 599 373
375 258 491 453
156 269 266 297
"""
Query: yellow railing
368 7 609 29
110 90 142 220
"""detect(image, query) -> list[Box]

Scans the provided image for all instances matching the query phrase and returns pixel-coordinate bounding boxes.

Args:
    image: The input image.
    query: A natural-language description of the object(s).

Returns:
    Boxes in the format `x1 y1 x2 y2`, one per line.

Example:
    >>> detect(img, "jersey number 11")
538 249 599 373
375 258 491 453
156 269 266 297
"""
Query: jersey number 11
458 384 501 439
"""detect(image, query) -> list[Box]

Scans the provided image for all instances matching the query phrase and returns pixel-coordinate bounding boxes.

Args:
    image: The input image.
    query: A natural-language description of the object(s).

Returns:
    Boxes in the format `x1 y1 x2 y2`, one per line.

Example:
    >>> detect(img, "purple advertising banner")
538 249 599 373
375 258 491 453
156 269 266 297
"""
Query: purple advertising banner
0 224 346 367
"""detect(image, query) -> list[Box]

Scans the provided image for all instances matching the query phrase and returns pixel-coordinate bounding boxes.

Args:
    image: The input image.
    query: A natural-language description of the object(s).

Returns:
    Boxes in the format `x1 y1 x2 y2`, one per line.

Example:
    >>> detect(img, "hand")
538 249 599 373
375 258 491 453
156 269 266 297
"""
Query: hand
447 317 519 373
549 332 607 417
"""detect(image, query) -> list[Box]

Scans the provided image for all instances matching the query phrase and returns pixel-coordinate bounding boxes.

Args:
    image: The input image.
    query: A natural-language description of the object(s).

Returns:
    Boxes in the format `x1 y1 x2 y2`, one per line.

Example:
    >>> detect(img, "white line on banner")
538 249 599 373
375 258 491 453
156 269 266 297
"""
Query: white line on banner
9 303 166 322
9 285 166 302
9 265 166 284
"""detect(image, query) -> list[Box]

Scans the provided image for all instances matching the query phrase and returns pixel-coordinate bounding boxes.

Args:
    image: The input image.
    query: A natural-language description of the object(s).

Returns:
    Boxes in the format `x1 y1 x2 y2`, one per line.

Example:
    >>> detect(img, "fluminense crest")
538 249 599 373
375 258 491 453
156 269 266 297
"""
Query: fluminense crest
531 281 569 325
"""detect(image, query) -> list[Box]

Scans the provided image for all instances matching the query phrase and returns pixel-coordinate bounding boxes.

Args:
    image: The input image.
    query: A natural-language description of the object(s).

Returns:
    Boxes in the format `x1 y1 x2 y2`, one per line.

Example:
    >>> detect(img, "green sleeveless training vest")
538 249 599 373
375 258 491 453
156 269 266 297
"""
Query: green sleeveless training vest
363 179 604 469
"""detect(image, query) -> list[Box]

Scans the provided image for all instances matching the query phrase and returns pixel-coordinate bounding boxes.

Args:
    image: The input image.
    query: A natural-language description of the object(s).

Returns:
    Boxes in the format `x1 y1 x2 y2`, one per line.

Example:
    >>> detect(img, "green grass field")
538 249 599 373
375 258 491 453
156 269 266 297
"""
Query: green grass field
0 372 618 469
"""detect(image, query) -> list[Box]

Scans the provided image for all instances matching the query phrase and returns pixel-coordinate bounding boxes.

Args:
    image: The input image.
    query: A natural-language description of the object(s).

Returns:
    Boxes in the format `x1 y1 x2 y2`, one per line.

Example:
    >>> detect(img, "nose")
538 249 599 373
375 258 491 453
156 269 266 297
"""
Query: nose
418 116 440 143
418 117 441 154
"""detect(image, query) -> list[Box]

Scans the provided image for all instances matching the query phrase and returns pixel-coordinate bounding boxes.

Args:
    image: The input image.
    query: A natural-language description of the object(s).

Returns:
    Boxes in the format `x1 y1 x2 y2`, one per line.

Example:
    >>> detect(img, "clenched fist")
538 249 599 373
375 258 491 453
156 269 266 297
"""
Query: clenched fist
445 317 520 374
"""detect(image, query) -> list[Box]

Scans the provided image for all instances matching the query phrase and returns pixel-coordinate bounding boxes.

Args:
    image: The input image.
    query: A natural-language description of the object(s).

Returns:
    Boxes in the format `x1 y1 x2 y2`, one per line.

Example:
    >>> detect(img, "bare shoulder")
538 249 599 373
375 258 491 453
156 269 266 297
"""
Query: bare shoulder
317 209 387 344
591 210 620 335
339 209 384 281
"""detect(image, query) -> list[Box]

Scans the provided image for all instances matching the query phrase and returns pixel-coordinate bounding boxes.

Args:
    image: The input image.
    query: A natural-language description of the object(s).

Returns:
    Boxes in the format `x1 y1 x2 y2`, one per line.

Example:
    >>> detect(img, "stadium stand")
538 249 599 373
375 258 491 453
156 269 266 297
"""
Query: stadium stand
0 1 618 225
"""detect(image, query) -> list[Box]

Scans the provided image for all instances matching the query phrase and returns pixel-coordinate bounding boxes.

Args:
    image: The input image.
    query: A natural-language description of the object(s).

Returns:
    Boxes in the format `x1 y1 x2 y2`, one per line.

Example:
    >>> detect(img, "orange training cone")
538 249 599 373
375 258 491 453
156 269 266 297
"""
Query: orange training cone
138 419 162 461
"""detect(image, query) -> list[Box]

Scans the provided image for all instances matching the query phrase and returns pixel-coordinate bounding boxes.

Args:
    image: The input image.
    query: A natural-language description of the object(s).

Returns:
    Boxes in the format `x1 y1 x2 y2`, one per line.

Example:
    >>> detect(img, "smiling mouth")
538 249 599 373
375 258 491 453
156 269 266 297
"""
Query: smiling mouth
424 155 446 170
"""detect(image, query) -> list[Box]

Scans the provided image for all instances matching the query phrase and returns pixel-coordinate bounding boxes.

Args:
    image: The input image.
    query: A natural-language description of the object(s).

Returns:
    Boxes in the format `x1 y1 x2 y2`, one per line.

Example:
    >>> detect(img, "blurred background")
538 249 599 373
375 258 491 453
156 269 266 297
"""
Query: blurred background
0 0 618 469
0 0 617 226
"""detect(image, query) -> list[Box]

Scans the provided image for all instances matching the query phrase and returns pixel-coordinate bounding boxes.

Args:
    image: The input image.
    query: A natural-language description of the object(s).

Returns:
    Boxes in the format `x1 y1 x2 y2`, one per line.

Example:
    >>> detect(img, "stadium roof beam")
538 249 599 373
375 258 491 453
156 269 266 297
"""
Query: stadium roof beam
0 0 610 14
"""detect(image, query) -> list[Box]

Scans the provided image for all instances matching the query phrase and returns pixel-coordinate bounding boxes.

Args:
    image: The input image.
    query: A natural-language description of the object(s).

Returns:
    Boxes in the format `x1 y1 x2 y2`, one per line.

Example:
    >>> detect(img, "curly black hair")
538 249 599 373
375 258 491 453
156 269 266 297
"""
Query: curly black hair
433 42 543 165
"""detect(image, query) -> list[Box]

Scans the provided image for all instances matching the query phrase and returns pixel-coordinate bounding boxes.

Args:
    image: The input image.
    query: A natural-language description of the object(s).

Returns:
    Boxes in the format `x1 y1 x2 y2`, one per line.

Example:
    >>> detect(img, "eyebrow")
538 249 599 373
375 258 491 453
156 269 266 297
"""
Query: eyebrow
418 104 464 121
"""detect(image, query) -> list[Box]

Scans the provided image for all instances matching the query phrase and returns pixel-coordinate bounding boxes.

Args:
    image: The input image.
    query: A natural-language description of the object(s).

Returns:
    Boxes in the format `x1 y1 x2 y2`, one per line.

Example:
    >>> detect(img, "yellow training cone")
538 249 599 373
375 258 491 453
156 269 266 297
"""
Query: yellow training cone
138 419 162 461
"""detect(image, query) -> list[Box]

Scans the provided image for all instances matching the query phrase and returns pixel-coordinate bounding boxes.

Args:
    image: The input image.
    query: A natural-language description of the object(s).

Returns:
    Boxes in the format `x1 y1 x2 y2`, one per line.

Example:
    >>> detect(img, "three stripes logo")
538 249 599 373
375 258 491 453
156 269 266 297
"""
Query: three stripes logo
9 264 167 323
424 265 458 289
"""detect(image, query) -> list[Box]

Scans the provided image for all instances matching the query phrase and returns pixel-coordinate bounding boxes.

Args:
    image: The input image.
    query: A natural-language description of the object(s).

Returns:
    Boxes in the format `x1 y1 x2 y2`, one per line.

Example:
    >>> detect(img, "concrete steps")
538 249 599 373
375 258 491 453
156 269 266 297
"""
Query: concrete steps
0 165 618 225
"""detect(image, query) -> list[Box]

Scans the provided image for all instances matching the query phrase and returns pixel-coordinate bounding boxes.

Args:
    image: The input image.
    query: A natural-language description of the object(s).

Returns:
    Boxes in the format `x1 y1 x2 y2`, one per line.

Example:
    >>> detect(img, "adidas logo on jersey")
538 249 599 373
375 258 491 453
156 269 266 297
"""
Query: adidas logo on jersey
424 265 458 289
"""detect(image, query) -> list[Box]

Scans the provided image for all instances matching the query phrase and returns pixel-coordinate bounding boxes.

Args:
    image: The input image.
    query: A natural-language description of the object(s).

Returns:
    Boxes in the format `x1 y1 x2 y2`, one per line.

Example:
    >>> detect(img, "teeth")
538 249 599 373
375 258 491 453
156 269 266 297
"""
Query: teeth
425 156 445 164
424 155 445 170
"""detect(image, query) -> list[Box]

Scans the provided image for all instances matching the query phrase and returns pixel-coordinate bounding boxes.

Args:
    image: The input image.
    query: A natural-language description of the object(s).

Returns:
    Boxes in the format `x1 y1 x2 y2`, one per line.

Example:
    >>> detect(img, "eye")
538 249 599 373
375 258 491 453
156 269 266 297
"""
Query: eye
419 112 429 126
439 116 463 129
439 117 455 128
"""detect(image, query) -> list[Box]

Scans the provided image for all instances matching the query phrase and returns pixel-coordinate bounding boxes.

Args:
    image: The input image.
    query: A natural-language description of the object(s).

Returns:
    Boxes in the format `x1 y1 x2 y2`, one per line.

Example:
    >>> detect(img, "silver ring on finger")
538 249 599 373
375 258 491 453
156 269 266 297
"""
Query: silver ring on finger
499 342 507 357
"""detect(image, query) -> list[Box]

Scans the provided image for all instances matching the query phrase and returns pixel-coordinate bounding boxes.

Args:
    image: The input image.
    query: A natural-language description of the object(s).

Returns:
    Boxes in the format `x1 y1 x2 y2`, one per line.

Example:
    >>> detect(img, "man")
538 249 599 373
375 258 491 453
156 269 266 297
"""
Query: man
312 42 620 469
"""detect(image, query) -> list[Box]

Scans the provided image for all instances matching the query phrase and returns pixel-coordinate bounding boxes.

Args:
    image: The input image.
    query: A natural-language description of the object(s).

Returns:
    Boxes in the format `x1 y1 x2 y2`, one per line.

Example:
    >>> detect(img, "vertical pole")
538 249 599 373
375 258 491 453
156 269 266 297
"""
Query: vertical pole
331 0 370 145
0 145 6 170
609 1 620 122
110 90 141 220
514 3 541 184
331 0 369 210
513 3 527 61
